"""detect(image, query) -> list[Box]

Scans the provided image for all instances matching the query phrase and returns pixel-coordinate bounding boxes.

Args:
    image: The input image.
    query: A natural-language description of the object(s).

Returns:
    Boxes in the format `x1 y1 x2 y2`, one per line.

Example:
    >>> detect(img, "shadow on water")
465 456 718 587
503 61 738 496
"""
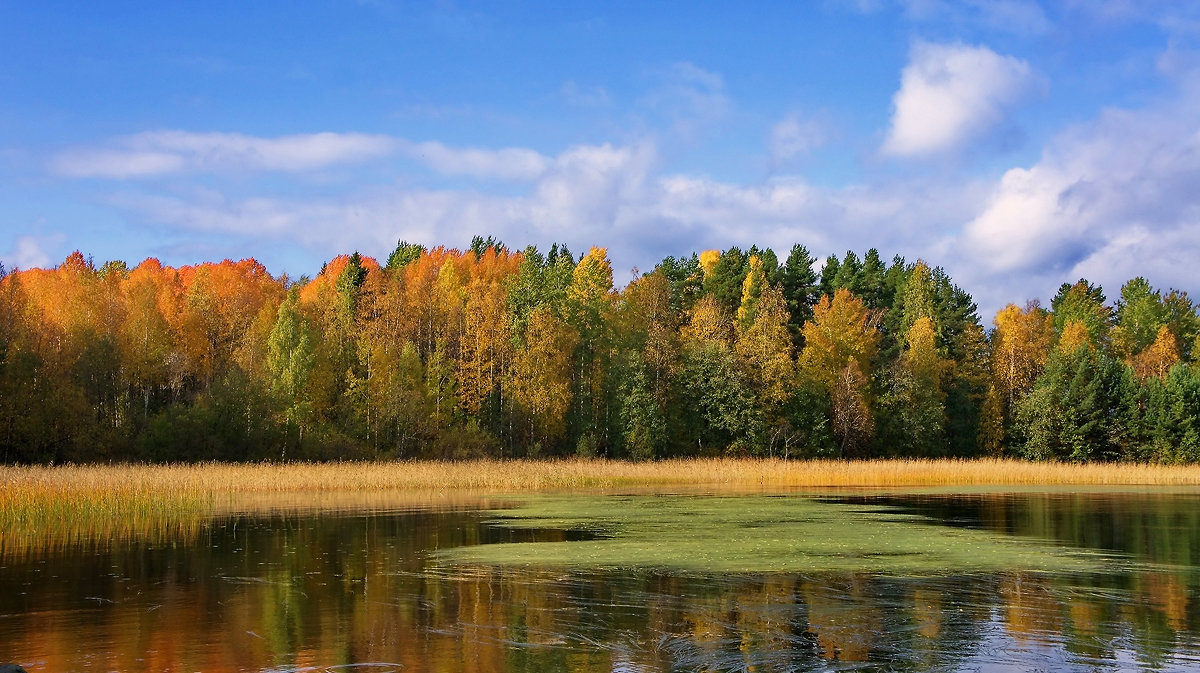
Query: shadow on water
2 491 1200 671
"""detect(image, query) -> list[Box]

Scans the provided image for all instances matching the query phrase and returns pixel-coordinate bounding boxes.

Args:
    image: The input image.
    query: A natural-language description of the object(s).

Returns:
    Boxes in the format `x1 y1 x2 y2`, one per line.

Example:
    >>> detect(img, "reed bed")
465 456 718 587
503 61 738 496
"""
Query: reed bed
6 457 1200 500
5 458 1200 555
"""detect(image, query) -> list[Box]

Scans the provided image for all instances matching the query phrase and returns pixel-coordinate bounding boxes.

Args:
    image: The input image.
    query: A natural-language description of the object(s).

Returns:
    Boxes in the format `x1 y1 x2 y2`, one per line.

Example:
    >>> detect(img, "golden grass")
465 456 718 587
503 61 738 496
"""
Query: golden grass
2 455 1200 556
6 457 1200 500
4 457 1200 557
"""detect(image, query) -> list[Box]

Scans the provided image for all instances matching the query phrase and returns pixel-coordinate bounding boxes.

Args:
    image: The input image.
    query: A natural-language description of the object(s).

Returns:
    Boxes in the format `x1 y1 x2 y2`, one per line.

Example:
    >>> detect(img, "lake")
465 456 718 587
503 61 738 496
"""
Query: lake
2 489 1200 672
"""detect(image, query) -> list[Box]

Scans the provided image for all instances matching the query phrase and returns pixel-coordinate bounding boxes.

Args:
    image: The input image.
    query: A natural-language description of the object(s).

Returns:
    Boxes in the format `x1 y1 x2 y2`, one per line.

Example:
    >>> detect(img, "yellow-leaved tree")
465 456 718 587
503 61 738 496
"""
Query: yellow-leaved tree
797 288 880 456
1057 319 1094 354
889 316 950 456
990 302 1053 411
983 302 1053 453
698 249 721 279
507 307 578 453
736 255 766 332
1132 325 1180 380
735 283 795 408
735 283 797 455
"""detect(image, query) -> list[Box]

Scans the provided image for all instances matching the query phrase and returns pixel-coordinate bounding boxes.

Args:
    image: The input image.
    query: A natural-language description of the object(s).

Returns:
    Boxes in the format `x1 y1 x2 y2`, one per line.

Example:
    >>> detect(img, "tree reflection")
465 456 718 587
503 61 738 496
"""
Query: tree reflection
3 494 1200 671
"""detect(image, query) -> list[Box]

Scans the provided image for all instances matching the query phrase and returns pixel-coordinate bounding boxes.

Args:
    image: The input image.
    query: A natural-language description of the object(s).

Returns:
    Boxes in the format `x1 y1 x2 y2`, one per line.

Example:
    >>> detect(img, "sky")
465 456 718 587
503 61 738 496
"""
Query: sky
2 1 1199 318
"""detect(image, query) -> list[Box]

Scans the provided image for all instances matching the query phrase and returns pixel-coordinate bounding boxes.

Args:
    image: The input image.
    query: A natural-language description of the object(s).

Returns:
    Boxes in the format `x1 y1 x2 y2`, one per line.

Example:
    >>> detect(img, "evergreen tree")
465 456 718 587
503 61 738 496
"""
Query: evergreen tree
1050 279 1111 348
619 351 665 461
468 234 506 259
818 254 840 298
778 244 819 347
1016 346 1128 462
704 246 749 315
656 253 703 317
385 240 425 272
832 250 862 296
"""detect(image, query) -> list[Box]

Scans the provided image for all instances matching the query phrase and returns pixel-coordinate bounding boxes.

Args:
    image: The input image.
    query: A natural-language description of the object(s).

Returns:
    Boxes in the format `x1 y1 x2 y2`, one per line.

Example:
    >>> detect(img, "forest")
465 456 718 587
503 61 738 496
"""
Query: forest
0 237 1197 464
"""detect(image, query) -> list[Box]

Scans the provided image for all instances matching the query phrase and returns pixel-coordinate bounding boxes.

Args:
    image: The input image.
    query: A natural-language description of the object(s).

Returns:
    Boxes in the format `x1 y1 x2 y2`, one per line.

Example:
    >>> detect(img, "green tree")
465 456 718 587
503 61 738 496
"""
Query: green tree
619 351 665 461
778 244 819 347
858 248 888 309
1112 277 1168 359
818 254 840 297
267 289 315 457
384 240 425 273
1016 346 1129 462
703 246 748 315
1051 279 1111 348
1163 289 1200 361
468 234 506 259
883 317 948 457
656 253 703 317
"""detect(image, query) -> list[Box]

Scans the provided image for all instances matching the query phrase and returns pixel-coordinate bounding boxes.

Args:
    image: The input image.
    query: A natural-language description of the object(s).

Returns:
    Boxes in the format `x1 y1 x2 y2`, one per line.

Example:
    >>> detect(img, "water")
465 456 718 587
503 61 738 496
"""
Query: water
2 490 1200 672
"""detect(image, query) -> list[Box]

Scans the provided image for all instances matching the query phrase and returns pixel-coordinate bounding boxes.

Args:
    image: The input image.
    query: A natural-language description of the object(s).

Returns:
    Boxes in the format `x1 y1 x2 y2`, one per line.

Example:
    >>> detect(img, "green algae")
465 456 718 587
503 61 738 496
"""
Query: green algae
439 493 1118 575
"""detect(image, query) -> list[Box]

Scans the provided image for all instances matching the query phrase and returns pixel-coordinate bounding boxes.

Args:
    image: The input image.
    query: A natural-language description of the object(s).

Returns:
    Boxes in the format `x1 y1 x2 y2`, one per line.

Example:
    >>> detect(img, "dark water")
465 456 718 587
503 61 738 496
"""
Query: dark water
3 491 1200 672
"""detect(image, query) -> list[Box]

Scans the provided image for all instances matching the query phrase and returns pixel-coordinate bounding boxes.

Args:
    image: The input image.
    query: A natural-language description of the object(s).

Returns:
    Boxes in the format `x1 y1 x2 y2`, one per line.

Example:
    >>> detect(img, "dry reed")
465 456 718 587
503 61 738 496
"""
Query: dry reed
7 457 1200 497
5 458 1199 557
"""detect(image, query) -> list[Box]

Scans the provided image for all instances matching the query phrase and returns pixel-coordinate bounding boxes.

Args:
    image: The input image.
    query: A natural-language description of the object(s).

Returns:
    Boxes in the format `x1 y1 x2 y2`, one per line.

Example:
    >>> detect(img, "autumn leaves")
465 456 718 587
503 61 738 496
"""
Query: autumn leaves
0 242 1197 464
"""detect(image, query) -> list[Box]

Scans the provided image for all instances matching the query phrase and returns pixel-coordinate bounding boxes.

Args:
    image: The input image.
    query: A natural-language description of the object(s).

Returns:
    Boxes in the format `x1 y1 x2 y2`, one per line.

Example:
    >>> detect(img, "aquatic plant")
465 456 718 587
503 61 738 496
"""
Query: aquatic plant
440 493 1121 575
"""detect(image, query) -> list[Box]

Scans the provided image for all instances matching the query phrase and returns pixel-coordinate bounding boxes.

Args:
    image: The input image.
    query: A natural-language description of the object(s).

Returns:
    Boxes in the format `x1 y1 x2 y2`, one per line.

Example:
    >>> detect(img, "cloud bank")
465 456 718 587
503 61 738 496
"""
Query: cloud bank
51 131 398 178
38 51 1200 319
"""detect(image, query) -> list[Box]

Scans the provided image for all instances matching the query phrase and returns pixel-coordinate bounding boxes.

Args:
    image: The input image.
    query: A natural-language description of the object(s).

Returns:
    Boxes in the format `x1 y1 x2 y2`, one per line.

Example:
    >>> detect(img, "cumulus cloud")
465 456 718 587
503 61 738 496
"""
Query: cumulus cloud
957 100 1200 313
52 131 398 178
881 42 1038 158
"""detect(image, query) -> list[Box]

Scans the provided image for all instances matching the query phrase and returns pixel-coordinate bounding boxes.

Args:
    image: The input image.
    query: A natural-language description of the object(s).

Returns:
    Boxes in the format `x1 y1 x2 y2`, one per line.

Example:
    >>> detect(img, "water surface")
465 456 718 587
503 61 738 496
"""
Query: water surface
2 490 1199 672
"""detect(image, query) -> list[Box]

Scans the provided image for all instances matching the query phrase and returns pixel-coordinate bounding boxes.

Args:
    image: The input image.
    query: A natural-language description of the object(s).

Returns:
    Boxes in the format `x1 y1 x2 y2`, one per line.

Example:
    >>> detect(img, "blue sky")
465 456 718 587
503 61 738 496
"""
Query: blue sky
2 1 1199 317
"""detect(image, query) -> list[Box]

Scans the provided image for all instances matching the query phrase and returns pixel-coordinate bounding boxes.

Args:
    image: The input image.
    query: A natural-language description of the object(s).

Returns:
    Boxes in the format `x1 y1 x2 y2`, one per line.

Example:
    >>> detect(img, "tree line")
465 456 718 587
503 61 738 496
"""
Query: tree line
0 238 1197 464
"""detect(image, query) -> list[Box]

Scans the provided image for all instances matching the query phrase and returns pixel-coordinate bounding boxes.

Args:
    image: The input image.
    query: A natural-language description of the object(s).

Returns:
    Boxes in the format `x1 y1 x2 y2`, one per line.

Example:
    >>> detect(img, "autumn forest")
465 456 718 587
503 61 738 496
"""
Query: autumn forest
0 238 1197 465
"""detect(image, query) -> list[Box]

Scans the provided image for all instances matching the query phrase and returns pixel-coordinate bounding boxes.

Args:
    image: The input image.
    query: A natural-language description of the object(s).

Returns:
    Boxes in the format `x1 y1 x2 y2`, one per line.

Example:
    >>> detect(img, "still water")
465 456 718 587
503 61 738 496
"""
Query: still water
2 490 1200 672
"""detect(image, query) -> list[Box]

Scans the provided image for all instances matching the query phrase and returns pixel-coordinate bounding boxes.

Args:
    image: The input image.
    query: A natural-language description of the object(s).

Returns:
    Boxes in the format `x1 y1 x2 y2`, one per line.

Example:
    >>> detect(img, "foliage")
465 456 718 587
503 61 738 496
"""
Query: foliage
0 242 1197 465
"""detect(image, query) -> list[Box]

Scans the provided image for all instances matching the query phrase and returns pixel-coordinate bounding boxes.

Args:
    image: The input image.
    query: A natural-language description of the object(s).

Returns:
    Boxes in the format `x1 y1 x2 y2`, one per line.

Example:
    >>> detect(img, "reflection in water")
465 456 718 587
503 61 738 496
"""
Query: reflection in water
1 493 1200 671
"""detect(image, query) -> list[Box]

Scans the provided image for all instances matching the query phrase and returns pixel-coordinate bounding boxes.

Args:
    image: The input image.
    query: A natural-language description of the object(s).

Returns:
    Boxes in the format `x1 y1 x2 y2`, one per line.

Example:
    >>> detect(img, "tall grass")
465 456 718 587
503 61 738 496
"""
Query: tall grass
4 458 1200 557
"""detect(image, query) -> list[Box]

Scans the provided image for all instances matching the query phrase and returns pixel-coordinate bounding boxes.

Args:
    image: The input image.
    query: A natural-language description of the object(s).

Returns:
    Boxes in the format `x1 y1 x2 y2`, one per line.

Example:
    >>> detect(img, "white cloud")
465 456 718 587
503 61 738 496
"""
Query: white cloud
969 0 1051 35
66 72 1200 322
639 62 730 139
769 114 827 166
901 0 1051 35
1 234 62 270
561 80 611 107
881 42 1038 157
105 136 982 290
401 141 551 181
957 99 1200 314
52 131 398 178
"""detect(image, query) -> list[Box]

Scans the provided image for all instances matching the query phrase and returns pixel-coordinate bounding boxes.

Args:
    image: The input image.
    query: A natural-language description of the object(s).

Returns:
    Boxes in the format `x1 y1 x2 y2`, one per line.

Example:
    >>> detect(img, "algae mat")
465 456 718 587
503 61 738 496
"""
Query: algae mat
439 493 1119 575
